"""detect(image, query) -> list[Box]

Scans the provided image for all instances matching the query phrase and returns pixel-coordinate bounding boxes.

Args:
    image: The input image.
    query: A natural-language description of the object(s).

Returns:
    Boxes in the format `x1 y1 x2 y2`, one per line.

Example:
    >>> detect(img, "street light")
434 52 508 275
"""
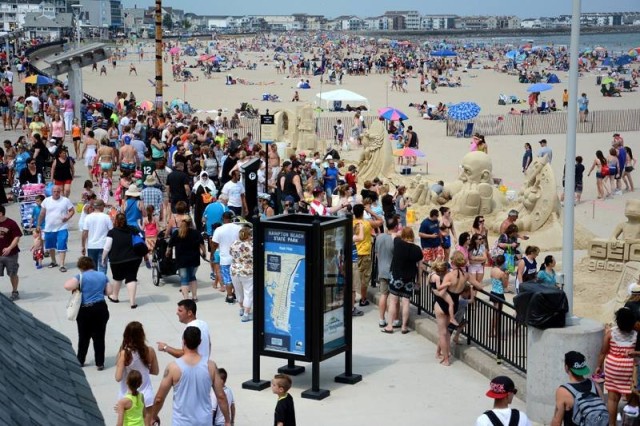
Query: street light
70 4 82 48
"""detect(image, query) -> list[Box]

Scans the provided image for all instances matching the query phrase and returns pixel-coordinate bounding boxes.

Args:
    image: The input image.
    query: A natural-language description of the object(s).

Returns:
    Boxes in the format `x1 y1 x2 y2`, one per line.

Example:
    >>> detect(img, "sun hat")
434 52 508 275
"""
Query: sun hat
144 174 158 187
258 193 270 201
508 209 519 217
326 155 333 160
124 184 141 197
485 376 516 399
564 351 591 376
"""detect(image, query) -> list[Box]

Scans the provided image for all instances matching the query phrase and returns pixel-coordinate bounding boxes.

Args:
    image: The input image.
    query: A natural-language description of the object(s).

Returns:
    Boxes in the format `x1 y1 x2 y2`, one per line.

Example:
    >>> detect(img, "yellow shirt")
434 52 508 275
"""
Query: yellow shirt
353 218 372 256
562 92 569 103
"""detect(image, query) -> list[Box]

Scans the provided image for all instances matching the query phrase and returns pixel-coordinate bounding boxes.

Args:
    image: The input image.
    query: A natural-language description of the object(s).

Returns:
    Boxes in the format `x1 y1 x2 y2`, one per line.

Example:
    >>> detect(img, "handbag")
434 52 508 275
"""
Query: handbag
66 274 83 321
201 190 214 204
489 237 505 259
132 229 149 257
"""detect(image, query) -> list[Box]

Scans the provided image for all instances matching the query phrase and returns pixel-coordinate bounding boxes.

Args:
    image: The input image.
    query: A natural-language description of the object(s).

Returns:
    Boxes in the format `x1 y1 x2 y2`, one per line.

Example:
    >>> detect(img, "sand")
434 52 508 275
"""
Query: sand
76 39 640 322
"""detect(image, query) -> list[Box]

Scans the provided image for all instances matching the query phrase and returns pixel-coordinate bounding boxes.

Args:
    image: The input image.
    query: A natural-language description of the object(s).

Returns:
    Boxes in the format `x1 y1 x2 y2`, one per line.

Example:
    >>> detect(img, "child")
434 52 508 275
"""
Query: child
143 205 159 256
490 254 509 337
99 171 112 204
428 260 457 326
335 119 345 149
452 284 472 345
30 194 45 230
271 374 296 426
82 180 95 204
71 118 82 158
115 370 144 426
31 229 44 269
211 368 235 426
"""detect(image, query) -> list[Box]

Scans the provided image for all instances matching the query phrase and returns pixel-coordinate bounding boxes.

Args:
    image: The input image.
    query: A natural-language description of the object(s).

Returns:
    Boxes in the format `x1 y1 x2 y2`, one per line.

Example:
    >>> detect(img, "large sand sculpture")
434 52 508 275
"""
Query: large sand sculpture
357 118 395 182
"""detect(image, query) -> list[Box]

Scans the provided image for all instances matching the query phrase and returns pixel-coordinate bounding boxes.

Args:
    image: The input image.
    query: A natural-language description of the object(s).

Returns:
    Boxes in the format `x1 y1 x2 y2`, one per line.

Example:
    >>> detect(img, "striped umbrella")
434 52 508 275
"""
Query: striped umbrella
393 147 425 157
378 107 408 121
447 102 481 121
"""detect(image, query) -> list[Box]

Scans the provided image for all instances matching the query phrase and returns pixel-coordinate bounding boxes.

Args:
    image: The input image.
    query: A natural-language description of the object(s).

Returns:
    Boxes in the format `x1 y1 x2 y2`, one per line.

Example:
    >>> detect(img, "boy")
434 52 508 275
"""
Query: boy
211 368 235 426
30 194 45 230
335 119 345 149
272 374 296 426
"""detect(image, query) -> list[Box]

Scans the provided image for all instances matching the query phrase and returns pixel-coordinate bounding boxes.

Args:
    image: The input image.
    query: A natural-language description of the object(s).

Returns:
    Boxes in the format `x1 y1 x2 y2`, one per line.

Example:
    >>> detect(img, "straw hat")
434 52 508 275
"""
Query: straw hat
125 184 141 197
144 174 158 187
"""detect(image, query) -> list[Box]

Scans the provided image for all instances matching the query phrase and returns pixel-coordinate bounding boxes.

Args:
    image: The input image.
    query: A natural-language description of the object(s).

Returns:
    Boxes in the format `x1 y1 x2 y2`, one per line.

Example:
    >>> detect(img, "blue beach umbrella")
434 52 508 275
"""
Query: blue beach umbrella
505 50 518 60
447 102 481 121
431 49 457 57
527 83 553 93
616 55 633 66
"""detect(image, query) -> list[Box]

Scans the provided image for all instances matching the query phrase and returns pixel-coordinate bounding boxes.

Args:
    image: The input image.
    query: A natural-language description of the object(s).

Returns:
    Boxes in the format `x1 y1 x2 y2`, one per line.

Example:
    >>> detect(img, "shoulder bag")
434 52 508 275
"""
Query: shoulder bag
66 274 83 321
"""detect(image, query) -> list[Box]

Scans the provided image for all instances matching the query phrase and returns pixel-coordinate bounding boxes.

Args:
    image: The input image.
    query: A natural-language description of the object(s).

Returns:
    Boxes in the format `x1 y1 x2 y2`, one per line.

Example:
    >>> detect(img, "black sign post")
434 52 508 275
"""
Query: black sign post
242 214 361 400
260 111 275 193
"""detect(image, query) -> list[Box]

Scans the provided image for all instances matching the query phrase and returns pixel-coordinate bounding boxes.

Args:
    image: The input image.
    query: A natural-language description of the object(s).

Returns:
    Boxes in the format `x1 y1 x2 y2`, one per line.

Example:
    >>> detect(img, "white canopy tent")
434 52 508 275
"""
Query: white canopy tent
315 89 369 111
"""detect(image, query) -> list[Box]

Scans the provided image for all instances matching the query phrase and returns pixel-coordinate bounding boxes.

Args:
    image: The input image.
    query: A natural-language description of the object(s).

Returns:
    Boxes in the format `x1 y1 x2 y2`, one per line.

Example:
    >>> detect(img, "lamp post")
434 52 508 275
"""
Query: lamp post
70 4 81 48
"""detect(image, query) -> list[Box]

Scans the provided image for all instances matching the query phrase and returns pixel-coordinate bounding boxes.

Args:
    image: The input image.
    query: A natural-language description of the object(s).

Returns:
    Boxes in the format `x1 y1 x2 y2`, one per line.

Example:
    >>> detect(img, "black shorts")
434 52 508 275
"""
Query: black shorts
575 183 583 193
490 292 505 302
111 258 142 283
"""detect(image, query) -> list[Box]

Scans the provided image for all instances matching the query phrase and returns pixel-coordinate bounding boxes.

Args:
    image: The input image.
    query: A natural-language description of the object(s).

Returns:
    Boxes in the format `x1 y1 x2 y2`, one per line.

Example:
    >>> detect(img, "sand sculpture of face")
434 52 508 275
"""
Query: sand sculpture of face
458 151 492 184
625 199 640 222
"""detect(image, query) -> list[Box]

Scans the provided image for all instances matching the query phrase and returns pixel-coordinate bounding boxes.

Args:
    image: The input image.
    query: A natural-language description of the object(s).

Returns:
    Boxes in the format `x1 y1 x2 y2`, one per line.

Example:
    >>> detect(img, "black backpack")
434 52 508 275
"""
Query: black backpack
483 409 520 426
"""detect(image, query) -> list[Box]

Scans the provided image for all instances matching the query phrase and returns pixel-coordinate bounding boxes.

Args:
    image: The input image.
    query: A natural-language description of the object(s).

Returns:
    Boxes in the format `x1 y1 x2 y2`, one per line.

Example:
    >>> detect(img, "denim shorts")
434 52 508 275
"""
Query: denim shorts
178 266 198 285
220 264 233 286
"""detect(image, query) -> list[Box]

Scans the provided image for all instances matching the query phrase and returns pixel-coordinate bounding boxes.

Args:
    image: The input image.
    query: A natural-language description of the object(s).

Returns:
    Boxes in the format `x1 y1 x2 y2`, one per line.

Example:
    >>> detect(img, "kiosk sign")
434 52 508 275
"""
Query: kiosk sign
263 229 306 355
322 227 346 353
260 113 275 144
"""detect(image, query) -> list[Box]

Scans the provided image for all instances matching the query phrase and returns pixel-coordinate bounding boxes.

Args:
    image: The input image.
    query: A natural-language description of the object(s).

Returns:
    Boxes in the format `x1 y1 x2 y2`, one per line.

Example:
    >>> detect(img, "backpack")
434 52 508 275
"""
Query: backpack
483 409 520 426
561 381 609 426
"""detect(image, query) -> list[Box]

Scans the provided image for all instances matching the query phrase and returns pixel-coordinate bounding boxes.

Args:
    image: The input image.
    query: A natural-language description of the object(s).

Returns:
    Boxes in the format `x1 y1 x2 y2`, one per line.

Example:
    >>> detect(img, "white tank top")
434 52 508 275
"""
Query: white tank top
118 350 154 407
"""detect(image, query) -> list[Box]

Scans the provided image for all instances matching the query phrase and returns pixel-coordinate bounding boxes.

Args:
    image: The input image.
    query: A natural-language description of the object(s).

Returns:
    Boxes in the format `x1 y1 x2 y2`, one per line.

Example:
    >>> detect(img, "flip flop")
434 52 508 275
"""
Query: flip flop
401 329 412 334
381 329 393 334
59 266 67 272
48 263 59 268
107 296 120 303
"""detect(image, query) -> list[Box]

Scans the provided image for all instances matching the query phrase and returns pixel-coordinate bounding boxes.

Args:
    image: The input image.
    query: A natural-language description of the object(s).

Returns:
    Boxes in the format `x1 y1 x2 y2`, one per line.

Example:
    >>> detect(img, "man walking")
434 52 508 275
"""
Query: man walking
157 299 211 360
0 205 22 301
221 170 247 217
375 217 400 328
551 351 607 426
211 211 240 304
166 162 191 213
150 327 231 426
475 376 531 425
38 185 74 272
81 200 113 274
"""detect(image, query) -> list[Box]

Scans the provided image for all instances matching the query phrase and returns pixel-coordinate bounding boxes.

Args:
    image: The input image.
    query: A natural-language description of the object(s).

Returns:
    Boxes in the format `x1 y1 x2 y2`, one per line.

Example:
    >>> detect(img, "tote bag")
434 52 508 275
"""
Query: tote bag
66 274 83 321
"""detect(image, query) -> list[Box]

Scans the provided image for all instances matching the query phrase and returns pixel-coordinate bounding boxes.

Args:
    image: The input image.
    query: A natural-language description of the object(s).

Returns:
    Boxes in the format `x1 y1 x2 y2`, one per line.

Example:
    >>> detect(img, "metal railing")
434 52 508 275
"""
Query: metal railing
446 108 640 137
412 273 527 374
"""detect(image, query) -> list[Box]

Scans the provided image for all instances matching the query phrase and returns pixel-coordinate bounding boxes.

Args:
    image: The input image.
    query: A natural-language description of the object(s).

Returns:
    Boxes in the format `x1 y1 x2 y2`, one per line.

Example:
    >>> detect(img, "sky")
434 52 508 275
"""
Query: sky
121 0 639 19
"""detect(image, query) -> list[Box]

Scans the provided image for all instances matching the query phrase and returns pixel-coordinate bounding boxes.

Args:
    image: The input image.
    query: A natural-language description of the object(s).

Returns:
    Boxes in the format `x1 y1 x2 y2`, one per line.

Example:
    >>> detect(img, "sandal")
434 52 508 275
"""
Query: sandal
381 329 394 334
107 296 120 303
48 263 59 268
401 329 412 334
59 266 67 272
130 304 138 309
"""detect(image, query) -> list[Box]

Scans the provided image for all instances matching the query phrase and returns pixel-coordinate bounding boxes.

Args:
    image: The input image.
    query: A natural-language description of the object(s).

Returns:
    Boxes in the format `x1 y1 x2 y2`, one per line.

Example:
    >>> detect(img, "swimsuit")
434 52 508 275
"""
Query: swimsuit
490 277 505 302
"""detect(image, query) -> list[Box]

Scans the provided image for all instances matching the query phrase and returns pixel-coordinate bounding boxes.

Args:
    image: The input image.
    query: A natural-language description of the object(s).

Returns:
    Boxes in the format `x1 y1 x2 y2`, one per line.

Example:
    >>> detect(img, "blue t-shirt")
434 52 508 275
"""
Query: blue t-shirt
203 202 228 234
15 152 30 176
323 166 339 190
32 205 44 228
419 218 441 248
77 270 109 304
618 148 627 172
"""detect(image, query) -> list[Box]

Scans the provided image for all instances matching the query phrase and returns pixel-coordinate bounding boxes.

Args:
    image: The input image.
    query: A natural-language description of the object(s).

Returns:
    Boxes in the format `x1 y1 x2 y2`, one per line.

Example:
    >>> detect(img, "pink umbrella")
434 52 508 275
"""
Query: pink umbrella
138 100 154 111
169 47 180 55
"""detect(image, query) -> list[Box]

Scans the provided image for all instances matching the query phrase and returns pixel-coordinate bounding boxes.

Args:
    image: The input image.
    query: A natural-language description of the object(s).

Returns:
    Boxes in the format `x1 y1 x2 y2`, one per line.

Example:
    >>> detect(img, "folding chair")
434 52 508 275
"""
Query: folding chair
463 122 474 138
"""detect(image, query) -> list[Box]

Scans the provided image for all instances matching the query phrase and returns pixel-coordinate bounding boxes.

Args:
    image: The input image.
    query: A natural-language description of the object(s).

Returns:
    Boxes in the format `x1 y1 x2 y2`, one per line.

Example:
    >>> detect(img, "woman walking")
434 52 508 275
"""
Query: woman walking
231 226 254 322
50 113 65 146
606 147 620 196
439 207 456 261
123 185 144 230
192 171 217 233
167 216 206 301
50 148 74 197
522 143 532 173
115 321 159 425
63 256 111 370
103 213 144 309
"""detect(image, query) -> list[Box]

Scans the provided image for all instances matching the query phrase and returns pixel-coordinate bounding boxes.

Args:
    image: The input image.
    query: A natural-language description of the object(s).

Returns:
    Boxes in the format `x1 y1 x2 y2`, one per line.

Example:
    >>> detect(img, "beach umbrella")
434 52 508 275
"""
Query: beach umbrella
138 100 154 111
378 107 408 121
527 83 553 93
447 102 481 121
21 75 54 85
629 47 640 56
393 147 425 158
430 49 457 57
616 55 633 66
170 99 184 109
169 47 180 55
505 50 518 60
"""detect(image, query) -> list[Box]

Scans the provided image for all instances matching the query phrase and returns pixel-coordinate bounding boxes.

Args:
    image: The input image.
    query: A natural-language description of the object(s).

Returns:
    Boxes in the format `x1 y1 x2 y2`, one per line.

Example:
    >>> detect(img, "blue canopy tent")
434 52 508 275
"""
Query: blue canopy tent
547 74 561 84
602 57 614 67
431 49 457 57
616 55 633 66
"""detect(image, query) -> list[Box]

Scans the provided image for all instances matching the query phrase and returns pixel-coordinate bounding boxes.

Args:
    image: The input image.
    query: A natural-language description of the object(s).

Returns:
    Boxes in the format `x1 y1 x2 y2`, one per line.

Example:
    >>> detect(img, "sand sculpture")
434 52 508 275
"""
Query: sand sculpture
587 200 640 272
357 118 395 182
272 104 323 153
511 156 559 232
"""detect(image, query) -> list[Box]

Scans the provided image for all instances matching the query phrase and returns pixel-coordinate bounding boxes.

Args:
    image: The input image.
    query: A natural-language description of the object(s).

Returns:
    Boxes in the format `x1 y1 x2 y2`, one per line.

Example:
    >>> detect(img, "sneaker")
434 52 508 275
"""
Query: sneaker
378 319 388 328
9 291 19 301
36 264 42 270
145 260 152 269
210 272 215 281
615 190 623 196
239 307 245 317
359 299 370 307
352 307 364 317
241 313 253 322
225 296 236 304
392 320 402 328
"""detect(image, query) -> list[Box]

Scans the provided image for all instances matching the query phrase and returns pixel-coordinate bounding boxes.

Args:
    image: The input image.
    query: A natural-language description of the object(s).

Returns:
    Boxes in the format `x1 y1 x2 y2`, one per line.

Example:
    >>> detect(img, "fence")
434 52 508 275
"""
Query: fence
412 273 527 374
446 108 640 137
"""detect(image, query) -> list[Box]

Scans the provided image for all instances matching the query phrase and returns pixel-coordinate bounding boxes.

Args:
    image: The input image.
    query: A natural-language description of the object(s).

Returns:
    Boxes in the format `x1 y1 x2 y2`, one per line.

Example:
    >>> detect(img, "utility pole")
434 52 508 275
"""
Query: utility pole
154 0 163 113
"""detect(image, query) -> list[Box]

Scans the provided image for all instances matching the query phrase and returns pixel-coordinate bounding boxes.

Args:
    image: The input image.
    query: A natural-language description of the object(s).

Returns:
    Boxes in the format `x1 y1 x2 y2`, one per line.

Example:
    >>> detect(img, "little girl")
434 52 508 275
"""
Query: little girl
143 205 159 254
71 118 82 158
115 370 144 426
99 171 112 204
428 260 457 326
82 180 95 204
31 229 44 269
490 254 509 336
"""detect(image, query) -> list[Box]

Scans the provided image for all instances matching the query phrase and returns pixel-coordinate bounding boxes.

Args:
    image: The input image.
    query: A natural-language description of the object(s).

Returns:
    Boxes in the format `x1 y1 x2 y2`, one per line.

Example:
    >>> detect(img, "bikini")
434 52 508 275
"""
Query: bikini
429 272 449 314
440 222 452 249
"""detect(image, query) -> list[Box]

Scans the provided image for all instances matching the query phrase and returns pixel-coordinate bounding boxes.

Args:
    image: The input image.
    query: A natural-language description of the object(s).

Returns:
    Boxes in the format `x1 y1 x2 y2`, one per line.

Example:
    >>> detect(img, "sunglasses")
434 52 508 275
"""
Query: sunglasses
479 220 485 223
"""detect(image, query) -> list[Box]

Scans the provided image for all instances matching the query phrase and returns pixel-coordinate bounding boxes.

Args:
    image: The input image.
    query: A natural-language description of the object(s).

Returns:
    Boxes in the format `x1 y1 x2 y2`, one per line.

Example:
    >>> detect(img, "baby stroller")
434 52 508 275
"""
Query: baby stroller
151 230 177 286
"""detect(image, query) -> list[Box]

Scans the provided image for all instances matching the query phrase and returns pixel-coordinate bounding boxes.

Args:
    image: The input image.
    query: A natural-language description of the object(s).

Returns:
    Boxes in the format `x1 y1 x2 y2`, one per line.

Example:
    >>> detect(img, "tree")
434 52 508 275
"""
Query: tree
181 19 192 30
162 14 173 31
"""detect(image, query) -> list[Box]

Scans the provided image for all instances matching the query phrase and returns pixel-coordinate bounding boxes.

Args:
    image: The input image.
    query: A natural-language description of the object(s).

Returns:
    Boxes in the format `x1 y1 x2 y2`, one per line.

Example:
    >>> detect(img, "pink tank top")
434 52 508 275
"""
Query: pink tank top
144 221 158 237
51 121 64 138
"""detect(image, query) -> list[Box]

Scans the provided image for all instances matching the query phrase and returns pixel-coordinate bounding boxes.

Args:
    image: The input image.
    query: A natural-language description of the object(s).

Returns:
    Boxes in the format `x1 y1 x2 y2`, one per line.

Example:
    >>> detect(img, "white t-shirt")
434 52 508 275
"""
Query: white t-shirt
475 408 532 426
221 180 245 208
212 223 240 266
42 196 74 232
211 386 234 426
187 318 211 360
82 212 114 249
26 95 41 113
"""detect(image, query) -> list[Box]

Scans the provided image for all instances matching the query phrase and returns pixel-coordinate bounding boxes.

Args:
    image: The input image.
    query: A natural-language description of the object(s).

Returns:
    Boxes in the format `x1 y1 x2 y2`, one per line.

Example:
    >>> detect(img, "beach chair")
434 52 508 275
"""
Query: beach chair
538 101 550 114
623 80 633 92
463 122 474 138
498 94 509 105
509 95 520 104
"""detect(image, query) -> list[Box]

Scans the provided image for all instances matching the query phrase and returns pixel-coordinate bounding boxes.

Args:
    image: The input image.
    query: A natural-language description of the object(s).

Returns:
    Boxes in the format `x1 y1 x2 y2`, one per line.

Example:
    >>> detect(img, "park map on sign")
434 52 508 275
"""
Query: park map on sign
265 255 305 333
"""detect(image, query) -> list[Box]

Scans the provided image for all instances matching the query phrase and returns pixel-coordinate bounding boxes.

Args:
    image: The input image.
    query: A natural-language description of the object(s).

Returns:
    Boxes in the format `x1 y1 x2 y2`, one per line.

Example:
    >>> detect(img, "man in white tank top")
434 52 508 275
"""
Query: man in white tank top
150 327 231 426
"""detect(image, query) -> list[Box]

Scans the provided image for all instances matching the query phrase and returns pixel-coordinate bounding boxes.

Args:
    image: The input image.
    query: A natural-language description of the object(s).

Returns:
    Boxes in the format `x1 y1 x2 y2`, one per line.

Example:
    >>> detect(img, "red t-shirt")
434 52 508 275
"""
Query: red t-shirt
0 217 22 256
345 172 357 189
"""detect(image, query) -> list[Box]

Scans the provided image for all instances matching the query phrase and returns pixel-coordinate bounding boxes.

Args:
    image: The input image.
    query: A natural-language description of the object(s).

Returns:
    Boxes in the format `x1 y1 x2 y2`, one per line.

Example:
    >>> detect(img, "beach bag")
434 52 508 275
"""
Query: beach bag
66 274 82 321
132 229 149 257
600 164 609 177
490 237 505 259
504 249 516 275
561 381 608 426
201 188 214 204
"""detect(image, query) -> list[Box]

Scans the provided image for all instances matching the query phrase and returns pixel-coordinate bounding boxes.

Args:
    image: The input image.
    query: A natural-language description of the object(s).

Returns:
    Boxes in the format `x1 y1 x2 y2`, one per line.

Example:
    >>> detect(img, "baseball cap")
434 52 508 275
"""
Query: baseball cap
312 186 325 196
508 209 519 217
485 376 516 399
326 155 333 160
222 211 236 220
564 351 590 376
